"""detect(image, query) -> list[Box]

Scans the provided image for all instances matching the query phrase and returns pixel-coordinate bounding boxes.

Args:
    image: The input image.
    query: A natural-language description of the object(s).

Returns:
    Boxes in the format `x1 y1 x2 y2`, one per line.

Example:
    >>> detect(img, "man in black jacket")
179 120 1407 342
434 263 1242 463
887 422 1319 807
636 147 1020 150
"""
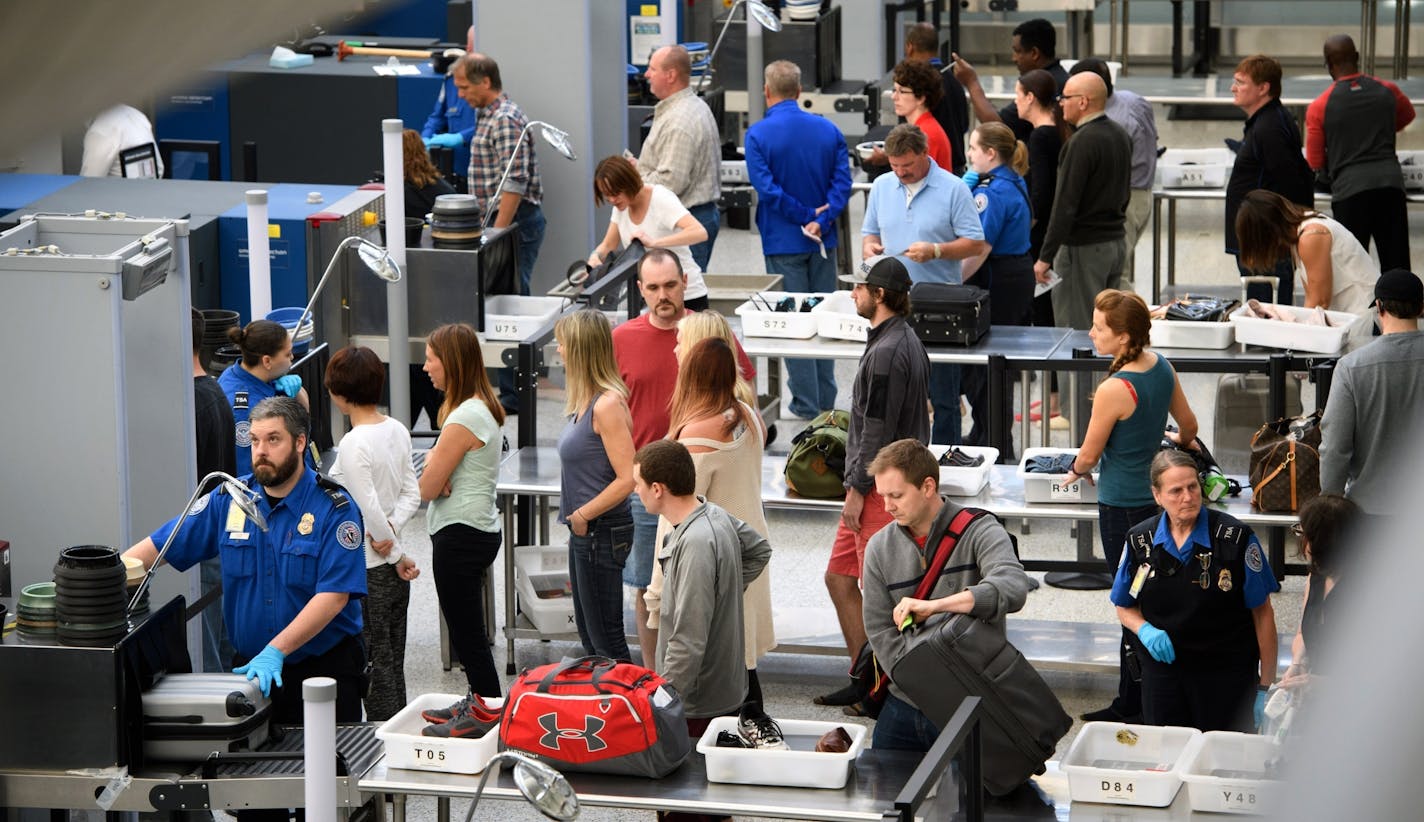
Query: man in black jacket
814 256 931 710
1033 72 1132 331
1225 54 1314 305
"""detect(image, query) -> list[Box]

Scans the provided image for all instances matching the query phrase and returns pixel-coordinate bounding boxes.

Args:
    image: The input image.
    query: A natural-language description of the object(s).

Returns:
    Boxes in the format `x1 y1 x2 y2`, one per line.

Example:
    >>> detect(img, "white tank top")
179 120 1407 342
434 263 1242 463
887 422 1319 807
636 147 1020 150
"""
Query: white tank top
1295 216 1377 321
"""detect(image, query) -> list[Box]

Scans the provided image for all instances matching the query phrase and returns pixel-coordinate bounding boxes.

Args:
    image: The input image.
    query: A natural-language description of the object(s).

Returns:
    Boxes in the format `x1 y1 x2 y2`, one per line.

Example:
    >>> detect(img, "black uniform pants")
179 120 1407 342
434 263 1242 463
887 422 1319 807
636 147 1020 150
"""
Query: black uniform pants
1331 187 1411 272
1140 660 1256 732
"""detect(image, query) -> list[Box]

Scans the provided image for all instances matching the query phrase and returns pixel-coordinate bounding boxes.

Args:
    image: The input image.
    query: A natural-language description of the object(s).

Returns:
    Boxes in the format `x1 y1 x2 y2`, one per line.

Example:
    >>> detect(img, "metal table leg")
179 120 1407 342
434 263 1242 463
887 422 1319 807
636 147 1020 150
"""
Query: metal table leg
437 796 450 822
504 496 517 675
1167 198 1177 291
1151 193 1162 303
392 792 406 822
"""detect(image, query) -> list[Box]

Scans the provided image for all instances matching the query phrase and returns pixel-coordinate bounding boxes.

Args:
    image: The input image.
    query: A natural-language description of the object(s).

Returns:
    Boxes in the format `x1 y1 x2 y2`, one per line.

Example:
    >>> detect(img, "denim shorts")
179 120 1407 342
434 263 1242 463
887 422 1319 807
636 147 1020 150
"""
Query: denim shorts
623 493 658 588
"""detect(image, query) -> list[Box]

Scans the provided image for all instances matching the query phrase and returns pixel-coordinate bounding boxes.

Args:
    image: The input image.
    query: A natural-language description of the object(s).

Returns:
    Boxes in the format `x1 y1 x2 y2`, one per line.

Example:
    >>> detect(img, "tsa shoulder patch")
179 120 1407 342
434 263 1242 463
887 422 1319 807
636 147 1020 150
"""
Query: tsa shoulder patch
187 494 210 516
1245 542 1264 573
974 192 988 212
336 520 361 550
235 420 251 448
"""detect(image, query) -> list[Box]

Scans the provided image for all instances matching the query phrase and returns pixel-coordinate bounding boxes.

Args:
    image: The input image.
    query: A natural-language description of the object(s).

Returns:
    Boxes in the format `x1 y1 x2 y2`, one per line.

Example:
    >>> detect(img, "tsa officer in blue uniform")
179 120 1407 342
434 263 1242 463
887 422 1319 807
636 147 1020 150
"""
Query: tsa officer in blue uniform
1111 450 1280 732
421 29 477 191
217 320 309 478
959 121 1035 450
125 397 368 723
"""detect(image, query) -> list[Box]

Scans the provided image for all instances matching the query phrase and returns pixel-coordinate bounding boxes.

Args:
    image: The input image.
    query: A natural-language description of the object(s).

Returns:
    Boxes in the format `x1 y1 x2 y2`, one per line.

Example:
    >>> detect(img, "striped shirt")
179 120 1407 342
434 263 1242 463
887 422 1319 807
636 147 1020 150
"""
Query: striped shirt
638 87 721 208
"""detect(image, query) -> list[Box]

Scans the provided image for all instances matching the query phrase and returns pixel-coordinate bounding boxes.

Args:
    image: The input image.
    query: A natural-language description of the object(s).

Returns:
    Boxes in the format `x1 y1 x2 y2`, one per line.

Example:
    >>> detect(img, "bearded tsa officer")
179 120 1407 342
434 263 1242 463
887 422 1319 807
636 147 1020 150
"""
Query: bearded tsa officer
1110 449 1280 732
126 397 368 723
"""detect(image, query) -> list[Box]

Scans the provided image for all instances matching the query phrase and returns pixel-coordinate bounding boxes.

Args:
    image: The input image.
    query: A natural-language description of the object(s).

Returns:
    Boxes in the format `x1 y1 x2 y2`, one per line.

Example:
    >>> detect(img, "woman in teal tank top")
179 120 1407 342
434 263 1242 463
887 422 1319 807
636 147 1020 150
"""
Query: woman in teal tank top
1067 289 1200 724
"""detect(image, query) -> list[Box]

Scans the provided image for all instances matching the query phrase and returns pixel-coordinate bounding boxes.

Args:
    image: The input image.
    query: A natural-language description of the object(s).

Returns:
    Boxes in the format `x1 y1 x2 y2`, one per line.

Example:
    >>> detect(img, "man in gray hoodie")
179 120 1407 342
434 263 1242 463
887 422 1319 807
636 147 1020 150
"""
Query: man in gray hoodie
862 439 1032 752
634 440 773 749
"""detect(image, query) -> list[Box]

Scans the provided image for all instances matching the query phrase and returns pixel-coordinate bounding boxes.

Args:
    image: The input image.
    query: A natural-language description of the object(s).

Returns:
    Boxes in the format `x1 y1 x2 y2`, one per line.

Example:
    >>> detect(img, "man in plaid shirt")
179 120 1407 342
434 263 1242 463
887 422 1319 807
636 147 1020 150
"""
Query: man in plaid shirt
639 45 721 271
454 53 546 413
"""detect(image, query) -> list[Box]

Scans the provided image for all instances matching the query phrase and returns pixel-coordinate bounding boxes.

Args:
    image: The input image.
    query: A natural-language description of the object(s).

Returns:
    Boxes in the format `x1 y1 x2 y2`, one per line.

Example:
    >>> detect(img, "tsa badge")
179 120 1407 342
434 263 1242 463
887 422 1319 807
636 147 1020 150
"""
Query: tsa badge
974 192 989 212
1217 568 1233 592
1245 543 1264 573
336 520 362 550
298 513 315 535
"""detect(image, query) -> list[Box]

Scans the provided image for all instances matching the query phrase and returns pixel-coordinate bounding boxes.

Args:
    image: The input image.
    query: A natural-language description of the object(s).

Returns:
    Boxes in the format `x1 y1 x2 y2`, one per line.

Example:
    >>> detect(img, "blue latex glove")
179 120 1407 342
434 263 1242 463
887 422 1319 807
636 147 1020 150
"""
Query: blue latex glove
961 170 980 189
234 644 286 697
1253 689 1268 729
425 133 463 149
275 374 302 398
1137 623 1176 664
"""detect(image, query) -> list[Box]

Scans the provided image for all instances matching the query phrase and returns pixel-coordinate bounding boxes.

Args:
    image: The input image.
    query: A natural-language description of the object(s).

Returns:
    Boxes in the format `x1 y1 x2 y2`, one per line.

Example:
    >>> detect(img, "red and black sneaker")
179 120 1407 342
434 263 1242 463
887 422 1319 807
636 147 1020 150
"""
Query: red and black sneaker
421 693 501 725
421 711 500 739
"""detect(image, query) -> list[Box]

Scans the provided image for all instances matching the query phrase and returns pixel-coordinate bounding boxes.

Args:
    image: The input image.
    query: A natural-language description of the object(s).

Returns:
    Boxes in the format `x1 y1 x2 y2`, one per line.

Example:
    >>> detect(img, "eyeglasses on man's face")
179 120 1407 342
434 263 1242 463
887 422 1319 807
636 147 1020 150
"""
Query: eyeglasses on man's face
1057 93 1086 103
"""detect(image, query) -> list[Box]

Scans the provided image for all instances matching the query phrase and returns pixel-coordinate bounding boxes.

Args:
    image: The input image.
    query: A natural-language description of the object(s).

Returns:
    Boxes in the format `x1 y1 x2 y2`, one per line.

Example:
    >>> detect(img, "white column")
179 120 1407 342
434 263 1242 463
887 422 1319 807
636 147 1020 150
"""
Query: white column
245 190 271 319
382 119 410 424
302 677 337 822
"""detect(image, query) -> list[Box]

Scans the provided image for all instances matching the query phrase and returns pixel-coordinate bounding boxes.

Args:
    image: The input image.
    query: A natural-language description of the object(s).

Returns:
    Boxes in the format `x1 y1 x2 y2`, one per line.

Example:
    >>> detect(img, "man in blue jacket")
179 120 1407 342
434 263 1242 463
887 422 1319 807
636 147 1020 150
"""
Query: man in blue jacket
745 59 852 418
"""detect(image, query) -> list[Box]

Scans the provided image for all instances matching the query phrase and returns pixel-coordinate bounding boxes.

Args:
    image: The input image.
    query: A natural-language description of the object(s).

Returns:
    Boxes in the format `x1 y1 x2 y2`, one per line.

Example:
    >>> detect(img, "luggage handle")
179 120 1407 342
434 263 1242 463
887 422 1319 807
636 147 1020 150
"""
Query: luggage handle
537 655 621 694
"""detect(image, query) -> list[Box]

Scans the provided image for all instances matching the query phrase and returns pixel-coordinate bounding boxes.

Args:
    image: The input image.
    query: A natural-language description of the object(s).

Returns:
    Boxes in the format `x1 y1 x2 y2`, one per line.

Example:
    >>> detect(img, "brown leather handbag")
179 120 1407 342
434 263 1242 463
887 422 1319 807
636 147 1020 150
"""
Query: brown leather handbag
1248 411 1323 512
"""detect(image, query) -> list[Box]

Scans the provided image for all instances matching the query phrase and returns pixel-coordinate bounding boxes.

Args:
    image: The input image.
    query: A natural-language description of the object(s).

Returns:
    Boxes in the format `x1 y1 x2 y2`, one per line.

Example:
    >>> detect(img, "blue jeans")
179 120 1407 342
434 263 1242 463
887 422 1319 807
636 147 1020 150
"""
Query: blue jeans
872 693 940 754
686 201 720 272
497 200 548 408
929 362 962 445
569 510 634 661
623 493 658 588
764 252 839 417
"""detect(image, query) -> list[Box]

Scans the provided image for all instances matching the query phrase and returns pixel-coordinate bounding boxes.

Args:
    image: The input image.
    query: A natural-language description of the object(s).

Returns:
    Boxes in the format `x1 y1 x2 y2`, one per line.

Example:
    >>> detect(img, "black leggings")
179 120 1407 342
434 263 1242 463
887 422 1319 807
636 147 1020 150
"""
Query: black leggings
432 523 503 696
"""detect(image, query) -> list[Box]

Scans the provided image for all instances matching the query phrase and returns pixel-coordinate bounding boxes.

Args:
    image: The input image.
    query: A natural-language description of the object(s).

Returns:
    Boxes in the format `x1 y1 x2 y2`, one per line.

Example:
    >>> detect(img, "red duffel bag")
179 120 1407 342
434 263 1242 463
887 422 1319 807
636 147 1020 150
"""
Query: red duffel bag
499 656 691 778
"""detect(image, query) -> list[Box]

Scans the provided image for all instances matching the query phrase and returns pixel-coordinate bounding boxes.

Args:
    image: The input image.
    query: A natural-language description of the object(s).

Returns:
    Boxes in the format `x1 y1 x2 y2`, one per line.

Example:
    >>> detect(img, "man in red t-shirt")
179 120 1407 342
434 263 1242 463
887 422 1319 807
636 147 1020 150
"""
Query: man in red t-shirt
612 247 754 663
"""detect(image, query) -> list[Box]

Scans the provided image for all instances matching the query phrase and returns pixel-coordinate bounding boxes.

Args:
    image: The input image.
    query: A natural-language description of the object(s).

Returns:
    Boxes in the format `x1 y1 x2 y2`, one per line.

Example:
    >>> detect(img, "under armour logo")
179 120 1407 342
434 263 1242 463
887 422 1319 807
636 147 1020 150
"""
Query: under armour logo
538 713 608 752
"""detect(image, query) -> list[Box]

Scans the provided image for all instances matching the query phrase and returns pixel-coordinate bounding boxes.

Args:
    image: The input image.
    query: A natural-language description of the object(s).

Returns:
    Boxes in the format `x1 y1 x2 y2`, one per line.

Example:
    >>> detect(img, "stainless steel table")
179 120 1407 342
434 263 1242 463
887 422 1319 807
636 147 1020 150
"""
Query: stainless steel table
362 747 949 822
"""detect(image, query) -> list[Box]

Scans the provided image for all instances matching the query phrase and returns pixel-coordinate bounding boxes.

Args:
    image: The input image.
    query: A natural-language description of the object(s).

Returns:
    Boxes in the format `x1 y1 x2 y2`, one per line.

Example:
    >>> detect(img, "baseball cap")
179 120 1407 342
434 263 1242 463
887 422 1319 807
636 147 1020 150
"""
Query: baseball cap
1374 268 1423 305
839 255 912 292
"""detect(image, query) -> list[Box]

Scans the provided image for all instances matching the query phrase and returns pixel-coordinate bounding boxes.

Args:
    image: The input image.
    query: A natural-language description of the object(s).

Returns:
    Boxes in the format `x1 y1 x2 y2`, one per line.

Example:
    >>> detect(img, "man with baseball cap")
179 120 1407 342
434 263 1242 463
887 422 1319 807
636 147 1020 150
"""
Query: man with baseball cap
815 255 932 711
1321 269 1424 513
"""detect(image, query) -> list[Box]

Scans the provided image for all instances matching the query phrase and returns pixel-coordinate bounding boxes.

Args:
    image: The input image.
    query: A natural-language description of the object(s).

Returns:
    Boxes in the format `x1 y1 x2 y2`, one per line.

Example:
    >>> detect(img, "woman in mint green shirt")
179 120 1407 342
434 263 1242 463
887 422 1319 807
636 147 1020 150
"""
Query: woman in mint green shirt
419 323 505 698
1068 289 1199 725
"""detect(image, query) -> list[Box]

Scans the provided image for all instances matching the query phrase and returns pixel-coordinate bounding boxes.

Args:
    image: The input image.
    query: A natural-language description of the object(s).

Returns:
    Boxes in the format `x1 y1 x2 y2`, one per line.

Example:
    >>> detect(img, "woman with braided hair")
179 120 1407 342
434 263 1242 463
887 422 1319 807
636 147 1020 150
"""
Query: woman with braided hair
1071 288 1200 725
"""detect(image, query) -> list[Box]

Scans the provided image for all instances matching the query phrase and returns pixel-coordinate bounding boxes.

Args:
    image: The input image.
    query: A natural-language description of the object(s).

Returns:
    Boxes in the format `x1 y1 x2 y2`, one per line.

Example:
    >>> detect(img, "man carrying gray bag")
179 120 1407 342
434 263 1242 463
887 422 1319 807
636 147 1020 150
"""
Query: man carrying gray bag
861 439 1068 795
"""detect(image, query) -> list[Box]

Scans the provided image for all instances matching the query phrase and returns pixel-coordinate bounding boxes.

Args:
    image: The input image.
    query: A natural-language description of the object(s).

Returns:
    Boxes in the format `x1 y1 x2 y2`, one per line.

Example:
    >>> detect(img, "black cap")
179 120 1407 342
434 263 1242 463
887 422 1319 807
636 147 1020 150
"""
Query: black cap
1374 268 1423 305
839 255 912 292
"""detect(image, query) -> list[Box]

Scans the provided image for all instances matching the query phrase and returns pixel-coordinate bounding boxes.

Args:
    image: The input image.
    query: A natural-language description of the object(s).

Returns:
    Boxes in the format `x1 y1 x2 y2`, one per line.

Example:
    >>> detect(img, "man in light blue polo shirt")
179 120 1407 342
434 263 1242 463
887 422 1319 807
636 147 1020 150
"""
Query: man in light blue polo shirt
862 123 987 443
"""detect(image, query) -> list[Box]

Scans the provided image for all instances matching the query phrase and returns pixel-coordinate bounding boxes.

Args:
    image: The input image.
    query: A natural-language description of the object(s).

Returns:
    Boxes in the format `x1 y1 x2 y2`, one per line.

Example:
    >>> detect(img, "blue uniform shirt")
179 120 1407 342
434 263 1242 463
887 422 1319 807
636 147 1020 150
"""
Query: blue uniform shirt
150 467 367 663
972 167 1032 256
744 99 853 255
1110 511 1279 609
861 160 984 284
217 364 278 477
421 74 476 186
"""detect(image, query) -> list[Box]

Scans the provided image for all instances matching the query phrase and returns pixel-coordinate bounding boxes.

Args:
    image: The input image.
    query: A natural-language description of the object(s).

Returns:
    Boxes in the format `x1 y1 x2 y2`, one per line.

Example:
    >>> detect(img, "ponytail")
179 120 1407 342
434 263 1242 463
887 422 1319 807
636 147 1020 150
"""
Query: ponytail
1009 140 1029 176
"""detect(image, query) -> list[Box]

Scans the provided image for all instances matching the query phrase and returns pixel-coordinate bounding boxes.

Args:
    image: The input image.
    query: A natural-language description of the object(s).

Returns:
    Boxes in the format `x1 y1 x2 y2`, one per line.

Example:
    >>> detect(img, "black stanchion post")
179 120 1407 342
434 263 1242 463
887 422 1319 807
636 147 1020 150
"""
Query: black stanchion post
987 354 1010 463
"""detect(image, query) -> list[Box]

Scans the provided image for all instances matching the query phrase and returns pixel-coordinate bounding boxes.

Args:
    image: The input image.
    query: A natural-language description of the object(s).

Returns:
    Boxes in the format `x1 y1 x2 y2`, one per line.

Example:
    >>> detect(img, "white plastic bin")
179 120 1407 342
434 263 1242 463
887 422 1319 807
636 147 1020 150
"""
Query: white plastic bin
1180 731 1284 815
929 444 998 496
1062 722 1201 807
1228 304 1360 354
1156 148 1233 189
1151 315 1235 349
734 292 824 339
812 290 869 341
513 545 576 635
483 296 564 341
1399 150 1424 190
696 717 866 789
376 693 504 774
1017 447 1097 503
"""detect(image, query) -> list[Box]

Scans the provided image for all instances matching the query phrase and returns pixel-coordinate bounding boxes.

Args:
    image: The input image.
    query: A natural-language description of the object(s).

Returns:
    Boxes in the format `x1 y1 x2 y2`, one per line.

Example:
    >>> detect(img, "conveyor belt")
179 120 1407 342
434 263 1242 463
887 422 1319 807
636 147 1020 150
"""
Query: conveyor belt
208 723 383 779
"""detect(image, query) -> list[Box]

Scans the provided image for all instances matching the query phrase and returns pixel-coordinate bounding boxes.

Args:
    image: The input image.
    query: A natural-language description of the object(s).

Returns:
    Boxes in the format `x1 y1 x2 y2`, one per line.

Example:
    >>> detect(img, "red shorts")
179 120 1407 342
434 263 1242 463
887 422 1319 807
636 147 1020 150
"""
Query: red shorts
825 488 894 579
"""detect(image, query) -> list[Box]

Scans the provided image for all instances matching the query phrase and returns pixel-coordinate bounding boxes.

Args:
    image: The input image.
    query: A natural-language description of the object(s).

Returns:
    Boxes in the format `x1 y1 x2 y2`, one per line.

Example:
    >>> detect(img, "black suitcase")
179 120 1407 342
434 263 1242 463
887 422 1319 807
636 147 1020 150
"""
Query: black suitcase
908 282 991 345
891 614 1070 796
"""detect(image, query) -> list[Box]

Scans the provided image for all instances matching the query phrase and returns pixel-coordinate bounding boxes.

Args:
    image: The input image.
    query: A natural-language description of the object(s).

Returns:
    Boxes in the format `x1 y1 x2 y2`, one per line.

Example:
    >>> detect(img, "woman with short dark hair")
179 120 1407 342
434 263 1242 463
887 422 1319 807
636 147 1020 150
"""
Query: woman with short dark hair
891 59 951 171
324 346 421 721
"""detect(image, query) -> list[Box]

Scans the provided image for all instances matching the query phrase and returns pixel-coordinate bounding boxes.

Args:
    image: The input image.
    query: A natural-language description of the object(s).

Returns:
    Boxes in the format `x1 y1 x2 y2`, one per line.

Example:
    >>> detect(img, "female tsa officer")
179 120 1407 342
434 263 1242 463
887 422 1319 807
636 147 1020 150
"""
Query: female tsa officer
960 121 1034 449
218 319 308 477
1111 449 1281 732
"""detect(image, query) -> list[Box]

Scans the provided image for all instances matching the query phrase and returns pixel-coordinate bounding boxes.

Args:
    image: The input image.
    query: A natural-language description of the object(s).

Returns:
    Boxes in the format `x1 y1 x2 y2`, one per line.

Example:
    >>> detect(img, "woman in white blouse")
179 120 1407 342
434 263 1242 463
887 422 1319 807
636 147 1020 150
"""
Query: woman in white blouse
324 346 420 721
586 154 710 309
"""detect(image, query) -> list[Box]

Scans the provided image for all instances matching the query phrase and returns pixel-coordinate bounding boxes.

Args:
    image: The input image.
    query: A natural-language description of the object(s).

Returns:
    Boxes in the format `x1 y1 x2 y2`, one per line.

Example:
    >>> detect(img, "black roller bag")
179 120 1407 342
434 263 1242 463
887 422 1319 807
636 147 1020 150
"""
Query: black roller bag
891 614 1070 796
908 282 991 345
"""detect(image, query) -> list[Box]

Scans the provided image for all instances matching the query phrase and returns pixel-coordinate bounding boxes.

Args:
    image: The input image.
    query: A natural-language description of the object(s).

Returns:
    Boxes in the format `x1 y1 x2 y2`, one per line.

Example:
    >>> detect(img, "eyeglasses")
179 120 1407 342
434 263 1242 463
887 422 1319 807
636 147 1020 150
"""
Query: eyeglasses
891 85 914 96
1290 523 1304 538
1057 93 1086 103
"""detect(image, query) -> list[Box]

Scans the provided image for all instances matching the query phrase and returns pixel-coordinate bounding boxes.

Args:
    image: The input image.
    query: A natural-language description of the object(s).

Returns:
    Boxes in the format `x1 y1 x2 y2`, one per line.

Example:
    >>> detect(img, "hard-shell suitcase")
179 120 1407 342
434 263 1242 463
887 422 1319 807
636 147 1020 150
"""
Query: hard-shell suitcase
891 614 1070 796
1212 374 1302 475
908 282 991 345
142 673 272 762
